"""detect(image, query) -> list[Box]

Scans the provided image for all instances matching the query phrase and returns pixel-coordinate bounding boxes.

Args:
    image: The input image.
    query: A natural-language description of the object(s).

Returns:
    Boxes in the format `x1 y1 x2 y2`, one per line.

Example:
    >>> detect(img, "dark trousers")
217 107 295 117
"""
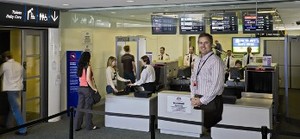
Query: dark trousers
142 82 156 93
74 87 94 130
203 95 223 129
194 95 223 129
124 71 135 83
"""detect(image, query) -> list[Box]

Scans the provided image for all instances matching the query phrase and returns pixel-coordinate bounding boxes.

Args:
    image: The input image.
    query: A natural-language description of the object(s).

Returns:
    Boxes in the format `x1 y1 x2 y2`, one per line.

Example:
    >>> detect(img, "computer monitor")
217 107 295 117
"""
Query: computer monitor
229 67 244 80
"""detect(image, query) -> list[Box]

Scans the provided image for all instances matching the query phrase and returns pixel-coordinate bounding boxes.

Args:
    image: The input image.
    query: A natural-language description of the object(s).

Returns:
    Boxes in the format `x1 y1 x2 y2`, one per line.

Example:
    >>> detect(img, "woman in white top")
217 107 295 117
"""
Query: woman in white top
106 56 130 94
129 55 156 93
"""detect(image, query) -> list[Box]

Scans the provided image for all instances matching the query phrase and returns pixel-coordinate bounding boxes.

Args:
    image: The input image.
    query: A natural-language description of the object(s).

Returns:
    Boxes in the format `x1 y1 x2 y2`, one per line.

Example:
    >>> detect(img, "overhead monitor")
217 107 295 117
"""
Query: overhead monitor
243 12 273 33
151 15 177 35
210 13 238 34
179 14 205 34
232 37 260 54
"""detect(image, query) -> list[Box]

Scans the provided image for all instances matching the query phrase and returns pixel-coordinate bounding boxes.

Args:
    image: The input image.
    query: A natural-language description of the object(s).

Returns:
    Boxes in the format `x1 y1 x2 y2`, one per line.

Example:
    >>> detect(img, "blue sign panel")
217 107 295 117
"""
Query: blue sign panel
66 51 82 110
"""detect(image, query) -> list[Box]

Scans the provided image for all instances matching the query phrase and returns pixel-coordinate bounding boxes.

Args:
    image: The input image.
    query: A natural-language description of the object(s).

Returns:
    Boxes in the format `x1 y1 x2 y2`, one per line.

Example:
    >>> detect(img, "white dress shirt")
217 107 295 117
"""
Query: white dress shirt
184 54 197 67
243 53 254 67
134 65 156 86
190 51 225 105
0 59 24 91
106 67 128 90
158 53 170 60
223 56 235 70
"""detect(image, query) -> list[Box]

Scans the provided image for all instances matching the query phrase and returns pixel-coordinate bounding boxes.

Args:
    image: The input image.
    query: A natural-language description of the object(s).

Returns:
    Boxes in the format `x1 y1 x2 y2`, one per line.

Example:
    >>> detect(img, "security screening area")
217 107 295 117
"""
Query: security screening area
1 0 300 139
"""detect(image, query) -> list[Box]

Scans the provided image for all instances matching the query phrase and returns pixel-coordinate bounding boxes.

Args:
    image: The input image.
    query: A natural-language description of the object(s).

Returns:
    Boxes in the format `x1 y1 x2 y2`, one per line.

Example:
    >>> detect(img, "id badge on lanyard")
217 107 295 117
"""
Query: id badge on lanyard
193 53 213 90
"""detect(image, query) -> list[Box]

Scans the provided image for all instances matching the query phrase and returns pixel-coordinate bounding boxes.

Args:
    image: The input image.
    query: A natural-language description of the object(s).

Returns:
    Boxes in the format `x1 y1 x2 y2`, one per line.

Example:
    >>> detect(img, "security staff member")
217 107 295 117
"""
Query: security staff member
184 46 197 67
129 55 156 93
158 47 170 60
223 50 235 82
243 46 254 67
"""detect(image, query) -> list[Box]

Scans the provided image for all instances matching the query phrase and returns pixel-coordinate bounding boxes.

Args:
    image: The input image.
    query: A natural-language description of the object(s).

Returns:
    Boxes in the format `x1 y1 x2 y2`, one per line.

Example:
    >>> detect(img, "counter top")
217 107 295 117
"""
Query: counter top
231 97 273 108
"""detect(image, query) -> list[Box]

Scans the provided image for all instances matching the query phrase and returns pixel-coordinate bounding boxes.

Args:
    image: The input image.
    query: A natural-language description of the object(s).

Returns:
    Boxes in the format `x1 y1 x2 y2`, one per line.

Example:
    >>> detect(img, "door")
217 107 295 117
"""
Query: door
21 30 47 122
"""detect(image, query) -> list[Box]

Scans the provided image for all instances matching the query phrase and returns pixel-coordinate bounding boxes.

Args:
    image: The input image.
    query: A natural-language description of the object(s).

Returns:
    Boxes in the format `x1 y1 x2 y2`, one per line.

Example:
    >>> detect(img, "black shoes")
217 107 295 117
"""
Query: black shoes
75 127 82 131
15 131 27 136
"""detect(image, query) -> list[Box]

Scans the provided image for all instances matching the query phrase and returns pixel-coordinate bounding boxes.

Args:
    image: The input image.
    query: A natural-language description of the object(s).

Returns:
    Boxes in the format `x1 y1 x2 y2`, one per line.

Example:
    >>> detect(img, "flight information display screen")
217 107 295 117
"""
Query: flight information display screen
151 15 177 34
243 12 273 33
210 13 238 34
179 14 205 34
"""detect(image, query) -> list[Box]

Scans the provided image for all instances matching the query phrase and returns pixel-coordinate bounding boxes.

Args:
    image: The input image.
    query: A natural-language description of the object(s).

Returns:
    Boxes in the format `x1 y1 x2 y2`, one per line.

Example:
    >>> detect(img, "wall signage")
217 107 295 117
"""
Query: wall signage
167 96 191 114
0 2 59 28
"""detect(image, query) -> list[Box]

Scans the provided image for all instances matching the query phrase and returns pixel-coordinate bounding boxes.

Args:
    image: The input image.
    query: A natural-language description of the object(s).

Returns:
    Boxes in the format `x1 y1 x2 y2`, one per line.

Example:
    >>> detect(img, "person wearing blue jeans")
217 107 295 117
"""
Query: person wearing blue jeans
7 91 27 134
0 51 27 135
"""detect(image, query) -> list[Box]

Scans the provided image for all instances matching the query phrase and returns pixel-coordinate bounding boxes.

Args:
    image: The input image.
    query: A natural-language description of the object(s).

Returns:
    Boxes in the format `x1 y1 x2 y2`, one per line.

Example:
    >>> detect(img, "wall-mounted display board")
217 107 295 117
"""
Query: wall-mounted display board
232 37 260 54
0 2 59 28
151 15 177 34
179 14 205 34
243 12 273 33
210 12 238 34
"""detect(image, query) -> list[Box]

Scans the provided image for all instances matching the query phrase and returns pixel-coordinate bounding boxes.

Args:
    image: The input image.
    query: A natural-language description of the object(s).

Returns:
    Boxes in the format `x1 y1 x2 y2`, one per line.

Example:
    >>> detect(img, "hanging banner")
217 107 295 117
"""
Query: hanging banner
66 51 82 110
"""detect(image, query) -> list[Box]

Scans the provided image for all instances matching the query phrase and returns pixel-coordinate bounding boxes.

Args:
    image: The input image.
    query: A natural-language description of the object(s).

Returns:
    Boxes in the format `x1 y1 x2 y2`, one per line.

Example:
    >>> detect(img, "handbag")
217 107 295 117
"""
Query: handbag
92 89 101 104
85 67 101 104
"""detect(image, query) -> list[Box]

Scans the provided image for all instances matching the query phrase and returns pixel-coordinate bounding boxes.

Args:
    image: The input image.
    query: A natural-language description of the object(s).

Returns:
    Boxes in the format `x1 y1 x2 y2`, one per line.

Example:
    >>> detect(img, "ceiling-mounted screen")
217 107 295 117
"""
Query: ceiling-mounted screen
243 12 273 33
151 15 177 35
232 37 260 54
210 13 238 34
179 14 205 34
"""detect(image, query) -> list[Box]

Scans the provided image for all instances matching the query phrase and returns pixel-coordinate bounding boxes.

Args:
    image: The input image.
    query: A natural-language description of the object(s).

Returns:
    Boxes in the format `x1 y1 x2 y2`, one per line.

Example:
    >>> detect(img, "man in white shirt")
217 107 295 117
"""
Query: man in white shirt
129 55 156 93
0 51 27 135
190 33 224 132
243 47 254 67
158 47 170 60
183 46 197 67
223 50 235 82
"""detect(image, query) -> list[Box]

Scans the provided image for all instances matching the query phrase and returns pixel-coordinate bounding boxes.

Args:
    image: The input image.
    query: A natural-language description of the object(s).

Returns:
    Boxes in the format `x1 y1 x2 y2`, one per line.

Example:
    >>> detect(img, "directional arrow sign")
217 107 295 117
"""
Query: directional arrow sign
51 11 59 22
72 14 78 23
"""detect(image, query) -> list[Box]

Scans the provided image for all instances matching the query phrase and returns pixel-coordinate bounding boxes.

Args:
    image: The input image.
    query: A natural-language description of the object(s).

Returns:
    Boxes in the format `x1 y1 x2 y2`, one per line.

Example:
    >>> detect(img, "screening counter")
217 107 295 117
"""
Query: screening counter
211 93 273 139
157 91 203 138
105 93 157 132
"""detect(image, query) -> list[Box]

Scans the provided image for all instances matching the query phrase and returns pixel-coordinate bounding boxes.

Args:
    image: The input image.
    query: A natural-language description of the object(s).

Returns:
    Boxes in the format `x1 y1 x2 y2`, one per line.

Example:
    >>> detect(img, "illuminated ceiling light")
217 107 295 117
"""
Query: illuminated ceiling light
126 0 135 3
111 11 116 14
257 9 277 14
62 3 70 6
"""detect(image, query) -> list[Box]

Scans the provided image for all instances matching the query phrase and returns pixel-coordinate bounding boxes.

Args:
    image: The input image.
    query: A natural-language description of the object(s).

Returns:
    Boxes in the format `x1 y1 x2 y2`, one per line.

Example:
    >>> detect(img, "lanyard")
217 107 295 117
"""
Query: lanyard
196 53 214 76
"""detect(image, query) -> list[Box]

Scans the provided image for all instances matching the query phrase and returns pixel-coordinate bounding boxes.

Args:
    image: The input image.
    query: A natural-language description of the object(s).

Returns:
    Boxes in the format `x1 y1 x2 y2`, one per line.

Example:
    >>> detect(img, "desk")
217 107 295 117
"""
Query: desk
105 93 157 132
211 97 272 139
158 91 203 137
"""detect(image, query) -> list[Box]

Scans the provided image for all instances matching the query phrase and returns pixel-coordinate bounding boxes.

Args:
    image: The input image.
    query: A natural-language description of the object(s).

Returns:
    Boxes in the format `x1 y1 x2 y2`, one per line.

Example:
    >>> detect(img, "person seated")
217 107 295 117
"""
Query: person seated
129 55 156 93
228 60 245 82
106 56 131 94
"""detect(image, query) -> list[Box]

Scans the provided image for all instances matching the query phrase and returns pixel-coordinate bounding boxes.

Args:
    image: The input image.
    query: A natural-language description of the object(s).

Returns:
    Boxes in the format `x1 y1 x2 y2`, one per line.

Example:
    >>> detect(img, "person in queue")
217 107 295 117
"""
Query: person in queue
106 56 131 94
121 45 136 83
190 33 225 133
74 51 98 131
128 55 156 93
